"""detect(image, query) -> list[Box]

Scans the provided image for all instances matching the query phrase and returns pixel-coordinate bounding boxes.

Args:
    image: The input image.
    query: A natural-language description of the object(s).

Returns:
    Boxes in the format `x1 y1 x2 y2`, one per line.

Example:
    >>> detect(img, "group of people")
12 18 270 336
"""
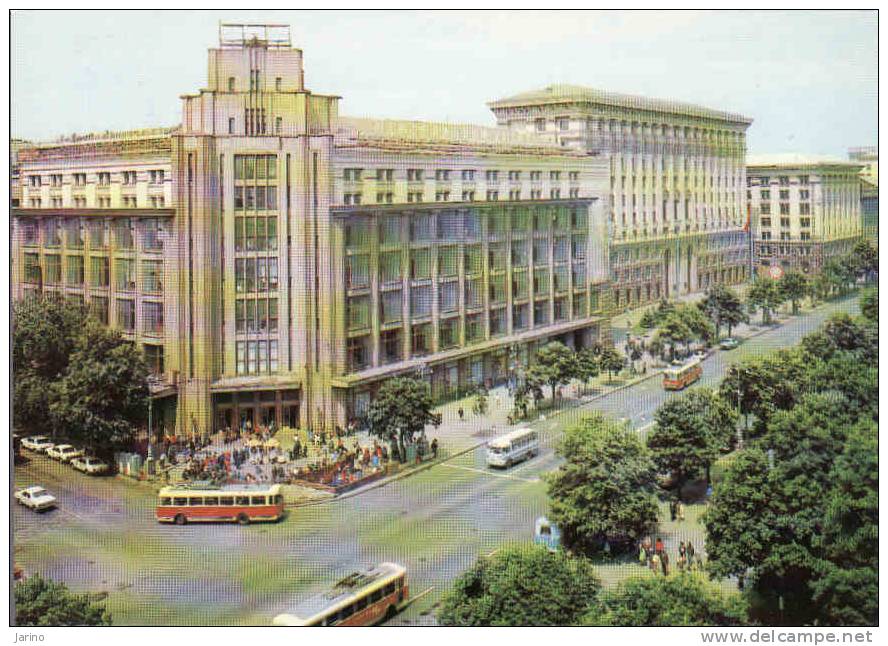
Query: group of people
294 438 391 487
638 536 703 575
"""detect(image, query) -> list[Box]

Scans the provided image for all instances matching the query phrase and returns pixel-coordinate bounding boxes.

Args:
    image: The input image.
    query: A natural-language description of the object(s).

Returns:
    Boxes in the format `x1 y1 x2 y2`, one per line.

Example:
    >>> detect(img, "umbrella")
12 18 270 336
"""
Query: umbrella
246 438 262 448
264 439 280 448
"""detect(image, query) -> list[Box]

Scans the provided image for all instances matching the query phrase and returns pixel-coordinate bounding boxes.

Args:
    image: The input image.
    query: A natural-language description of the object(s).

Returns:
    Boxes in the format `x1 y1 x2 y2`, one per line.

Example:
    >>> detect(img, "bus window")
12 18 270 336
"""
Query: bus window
274 494 283 504
173 497 188 506
188 497 204 506
236 496 250 506
251 496 266 505
220 497 234 506
384 582 395 596
204 497 219 505
370 589 382 603
355 597 368 611
159 497 171 506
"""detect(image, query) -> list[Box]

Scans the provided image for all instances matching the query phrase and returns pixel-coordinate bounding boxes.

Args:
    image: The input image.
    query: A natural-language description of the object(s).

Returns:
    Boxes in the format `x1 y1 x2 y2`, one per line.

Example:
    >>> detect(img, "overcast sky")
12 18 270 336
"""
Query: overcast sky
11 10 877 156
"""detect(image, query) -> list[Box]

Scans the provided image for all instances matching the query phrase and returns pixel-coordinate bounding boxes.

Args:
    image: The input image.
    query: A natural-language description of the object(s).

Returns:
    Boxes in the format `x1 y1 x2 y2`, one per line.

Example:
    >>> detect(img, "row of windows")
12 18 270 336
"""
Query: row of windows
21 217 164 251
234 257 279 293
236 340 279 375
748 175 810 187
759 218 812 229
159 494 283 506
345 208 588 247
345 188 579 205
344 168 582 183
234 155 278 181
23 254 164 292
319 579 404 626
235 298 279 334
759 203 811 215
26 196 165 209
760 232 814 241
27 169 165 188
233 186 278 210
346 295 594 371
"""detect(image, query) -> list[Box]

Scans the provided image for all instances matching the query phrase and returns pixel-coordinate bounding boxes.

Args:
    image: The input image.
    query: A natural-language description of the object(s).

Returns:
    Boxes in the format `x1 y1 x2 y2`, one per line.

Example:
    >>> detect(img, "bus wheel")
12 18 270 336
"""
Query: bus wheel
384 605 398 621
174 514 186 526
237 513 250 526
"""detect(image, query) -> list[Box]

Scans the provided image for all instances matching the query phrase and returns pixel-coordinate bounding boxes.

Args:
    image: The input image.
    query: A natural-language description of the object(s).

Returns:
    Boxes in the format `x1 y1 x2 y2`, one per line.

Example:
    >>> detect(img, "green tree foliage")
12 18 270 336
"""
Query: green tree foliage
851 238 878 280
859 287 877 323
581 573 748 627
700 285 746 339
546 414 659 555
746 278 783 324
50 323 150 459
811 422 878 626
596 344 625 381
437 546 600 626
778 271 810 315
575 347 600 393
657 313 693 358
471 385 489 416
648 388 738 497
14 574 111 626
366 378 442 462
533 341 578 400
12 296 89 436
800 313 877 365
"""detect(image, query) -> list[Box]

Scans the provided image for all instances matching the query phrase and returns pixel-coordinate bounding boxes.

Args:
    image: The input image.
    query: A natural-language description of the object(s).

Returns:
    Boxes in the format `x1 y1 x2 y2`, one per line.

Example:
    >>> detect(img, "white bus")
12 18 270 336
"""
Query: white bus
486 427 539 468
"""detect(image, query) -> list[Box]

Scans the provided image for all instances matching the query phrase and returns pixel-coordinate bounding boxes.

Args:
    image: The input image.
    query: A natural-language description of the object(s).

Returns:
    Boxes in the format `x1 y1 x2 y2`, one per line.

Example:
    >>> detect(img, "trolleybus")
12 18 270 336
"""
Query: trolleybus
156 483 284 525
663 358 703 390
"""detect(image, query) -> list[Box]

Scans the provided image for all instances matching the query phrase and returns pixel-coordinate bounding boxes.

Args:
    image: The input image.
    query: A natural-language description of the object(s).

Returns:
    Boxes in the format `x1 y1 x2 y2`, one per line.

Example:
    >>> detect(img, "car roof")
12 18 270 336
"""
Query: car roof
22 486 46 493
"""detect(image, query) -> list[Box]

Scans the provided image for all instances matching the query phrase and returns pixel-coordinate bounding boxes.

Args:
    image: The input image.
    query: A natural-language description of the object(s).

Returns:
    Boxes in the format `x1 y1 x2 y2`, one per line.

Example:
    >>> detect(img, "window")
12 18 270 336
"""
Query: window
535 118 545 132
88 221 106 248
760 218 772 228
435 191 450 202
465 313 484 343
346 254 370 289
98 172 111 186
461 169 475 181
779 176 789 186
344 193 362 205
65 255 84 285
550 170 561 181
411 323 431 356
465 277 483 308
116 299 135 331
407 191 423 203
558 119 568 131
376 168 394 182
407 169 423 182
780 218 790 228
379 251 402 284
779 203 790 215
485 170 499 182
380 290 402 324
485 190 499 201
550 188 561 199
461 190 475 201
799 175 809 185
89 256 110 288
149 170 165 185
141 260 163 293
229 117 235 134
508 170 521 181
439 281 459 313
411 285 432 318
438 212 462 238
799 203 810 215
275 117 282 134
438 246 459 277
379 216 401 244
760 203 771 215
347 296 370 330
534 300 550 326
800 218 811 228
760 189 770 200
141 219 163 250
568 171 579 181
50 174 63 187
23 253 40 284
142 301 164 335
343 168 362 182
228 77 236 91
800 190 810 200
381 329 402 364
435 169 450 182
410 214 434 242
490 308 507 336
530 171 542 182
275 77 282 91
464 245 482 275
44 255 61 284
761 231 772 241
74 173 86 186
533 268 550 295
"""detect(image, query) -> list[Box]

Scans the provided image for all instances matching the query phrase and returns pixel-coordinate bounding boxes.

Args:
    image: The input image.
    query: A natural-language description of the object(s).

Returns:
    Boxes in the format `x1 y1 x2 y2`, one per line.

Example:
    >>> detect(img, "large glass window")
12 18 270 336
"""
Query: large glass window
411 323 432 356
410 285 432 318
142 301 164 335
465 277 483 309
410 248 431 280
464 245 482 275
88 221 106 249
65 255 84 285
116 299 135 331
141 219 163 251
115 258 136 291
44 255 61 285
346 254 370 289
438 211 463 240
438 246 459 277
439 281 459 313
347 295 370 330
113 219 134 249
43 218 61 247
141 260 163 293
410 214 434 242
379 251 402 284
380 290 402 324
23 253 40 284
90 296 109 325
65 219 83 249
379 216 402 245
439 317 459 349
89 256 110 288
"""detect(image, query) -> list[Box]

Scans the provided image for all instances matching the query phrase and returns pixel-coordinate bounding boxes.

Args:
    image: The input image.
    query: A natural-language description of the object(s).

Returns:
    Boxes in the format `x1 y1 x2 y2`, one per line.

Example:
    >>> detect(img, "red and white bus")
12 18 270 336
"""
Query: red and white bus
663 358 703 391
273 563 408 626
156 483 284 525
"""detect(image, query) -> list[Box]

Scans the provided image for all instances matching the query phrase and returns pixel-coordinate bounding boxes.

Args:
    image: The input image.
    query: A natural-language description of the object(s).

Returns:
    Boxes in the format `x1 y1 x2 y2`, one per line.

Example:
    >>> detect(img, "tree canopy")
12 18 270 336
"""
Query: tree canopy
533 341 578 399
778 271 810 315
15 574 111 626
546 414 659 555
746 278 784 324
438 546 600 626
366 377 441 462
859 287 877 323
648 388 738 497
581 573 748 627
700 284 746 339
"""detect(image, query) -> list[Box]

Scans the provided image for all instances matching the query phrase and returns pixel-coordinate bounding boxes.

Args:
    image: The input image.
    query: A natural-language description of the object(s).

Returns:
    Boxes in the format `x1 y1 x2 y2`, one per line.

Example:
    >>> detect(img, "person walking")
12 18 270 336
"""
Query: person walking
661 550 670 576
638 543 647 568
686 542 696 570
650 552 661 575
677 500 686 522
669 499 677 522
431 438 438 459
655 536 664 555
458 407 464 421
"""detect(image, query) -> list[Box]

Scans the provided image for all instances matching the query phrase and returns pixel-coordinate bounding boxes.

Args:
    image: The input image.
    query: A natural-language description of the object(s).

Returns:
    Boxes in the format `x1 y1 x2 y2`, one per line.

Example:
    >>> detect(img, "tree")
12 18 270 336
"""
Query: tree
700 285 746 339
49 323 150 459
471 385 489 416
366 377 442 462
574 347 600 393
810 421 878 626
438 546 600 626
14 574 111 626
679 304 716 347
596 345 625 381
12 296 89 436
546 414 659 555
859 287 877 323
581 573 748 627
800 313 877 365
648 388 738 497
746 278 783 324
639 309 657 329
657 313 693 359
533 341 578 400
851 238 878 281
778 271 809 315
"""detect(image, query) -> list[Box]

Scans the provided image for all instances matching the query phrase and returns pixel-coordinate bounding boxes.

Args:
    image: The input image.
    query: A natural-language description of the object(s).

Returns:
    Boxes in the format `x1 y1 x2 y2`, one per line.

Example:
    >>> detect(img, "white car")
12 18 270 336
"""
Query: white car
14 486 57 511
47 444 84 463
21 436 54 453
71 456 110 475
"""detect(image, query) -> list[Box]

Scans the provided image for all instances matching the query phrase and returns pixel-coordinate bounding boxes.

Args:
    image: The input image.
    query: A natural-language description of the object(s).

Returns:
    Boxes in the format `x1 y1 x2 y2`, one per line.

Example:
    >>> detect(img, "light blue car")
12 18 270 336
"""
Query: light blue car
533 516 562 552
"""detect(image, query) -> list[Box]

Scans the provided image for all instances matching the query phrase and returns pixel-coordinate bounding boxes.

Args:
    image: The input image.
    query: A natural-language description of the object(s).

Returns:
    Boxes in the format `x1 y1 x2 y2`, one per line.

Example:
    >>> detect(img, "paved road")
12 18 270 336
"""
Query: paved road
12 296 858 626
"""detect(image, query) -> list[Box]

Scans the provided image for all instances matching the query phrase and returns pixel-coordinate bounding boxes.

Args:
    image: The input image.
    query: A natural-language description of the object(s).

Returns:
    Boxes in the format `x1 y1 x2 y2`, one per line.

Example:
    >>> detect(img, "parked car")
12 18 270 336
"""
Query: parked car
71 456 110 475
47 444 84 463
720 337 740 351
21 436 54 453
14 486 57 511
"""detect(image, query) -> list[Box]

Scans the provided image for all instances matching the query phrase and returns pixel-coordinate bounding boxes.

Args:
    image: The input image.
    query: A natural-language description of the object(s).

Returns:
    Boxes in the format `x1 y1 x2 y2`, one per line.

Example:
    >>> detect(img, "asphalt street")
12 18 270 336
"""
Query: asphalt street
12 296 859 626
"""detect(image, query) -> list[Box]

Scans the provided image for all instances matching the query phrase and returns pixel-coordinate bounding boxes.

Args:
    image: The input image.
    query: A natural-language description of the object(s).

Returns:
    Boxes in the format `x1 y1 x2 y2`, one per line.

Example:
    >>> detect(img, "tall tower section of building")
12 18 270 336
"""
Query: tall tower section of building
173 24 340 436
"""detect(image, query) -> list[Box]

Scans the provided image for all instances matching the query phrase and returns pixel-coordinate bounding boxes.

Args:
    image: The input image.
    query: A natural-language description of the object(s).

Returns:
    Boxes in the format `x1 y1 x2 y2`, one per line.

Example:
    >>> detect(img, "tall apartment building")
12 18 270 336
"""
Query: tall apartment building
746 154 863 274
12 25 611 438
489 85 753 310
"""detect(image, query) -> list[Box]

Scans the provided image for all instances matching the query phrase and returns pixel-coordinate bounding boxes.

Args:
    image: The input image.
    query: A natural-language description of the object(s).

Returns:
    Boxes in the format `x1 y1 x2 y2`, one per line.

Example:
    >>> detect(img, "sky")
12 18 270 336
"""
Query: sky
10 10 878 157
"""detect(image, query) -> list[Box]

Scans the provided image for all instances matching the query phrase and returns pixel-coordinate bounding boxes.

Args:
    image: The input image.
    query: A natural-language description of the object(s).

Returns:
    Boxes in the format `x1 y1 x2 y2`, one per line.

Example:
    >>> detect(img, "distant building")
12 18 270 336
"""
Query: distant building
11 25 611 437
848 147 878 244
489 85 753 310
747 154 863 275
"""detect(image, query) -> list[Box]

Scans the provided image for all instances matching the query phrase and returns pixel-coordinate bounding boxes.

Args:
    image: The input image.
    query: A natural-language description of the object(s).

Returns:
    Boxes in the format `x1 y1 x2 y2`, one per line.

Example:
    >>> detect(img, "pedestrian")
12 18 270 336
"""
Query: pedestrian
677 500 686 522
655 536 664 555
661 550 670 576
679 541 687 559
458 407 464 421
431 438 438 459
686 542 696 570
669 499 677 522
650 552 661 575
638 543 647 567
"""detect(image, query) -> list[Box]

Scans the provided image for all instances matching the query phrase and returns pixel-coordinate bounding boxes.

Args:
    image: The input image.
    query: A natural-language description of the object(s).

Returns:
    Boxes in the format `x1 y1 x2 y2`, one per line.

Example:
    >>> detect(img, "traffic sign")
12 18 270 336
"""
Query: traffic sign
768 265 784 280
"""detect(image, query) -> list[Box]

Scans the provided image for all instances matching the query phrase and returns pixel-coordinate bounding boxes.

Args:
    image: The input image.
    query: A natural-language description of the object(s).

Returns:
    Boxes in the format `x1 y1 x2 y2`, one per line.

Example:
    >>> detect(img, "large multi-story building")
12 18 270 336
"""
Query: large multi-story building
746 154 863 274
488 85 753 310
848 147 878 243
11 25 611 438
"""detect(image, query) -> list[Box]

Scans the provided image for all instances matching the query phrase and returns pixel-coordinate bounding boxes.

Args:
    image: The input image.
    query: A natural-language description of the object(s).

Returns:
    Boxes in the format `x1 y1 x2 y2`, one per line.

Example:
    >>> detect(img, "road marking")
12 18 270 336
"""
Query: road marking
440 463 539 483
